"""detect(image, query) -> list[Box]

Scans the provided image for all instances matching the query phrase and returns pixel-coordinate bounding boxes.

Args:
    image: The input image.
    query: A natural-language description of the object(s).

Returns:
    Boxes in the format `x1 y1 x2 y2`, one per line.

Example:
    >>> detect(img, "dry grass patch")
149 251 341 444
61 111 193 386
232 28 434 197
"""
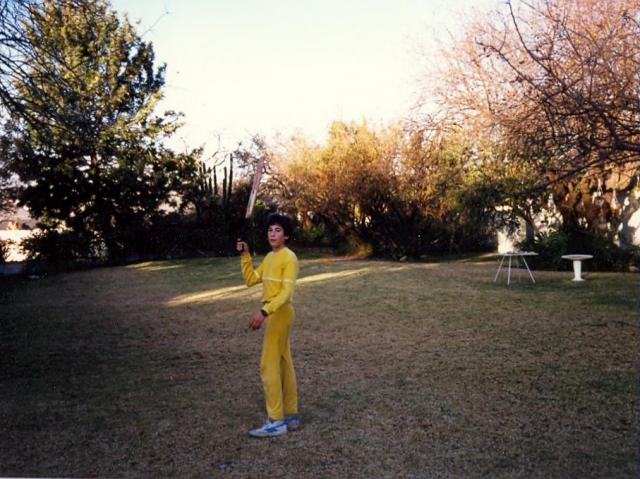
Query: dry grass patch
0 255 637 478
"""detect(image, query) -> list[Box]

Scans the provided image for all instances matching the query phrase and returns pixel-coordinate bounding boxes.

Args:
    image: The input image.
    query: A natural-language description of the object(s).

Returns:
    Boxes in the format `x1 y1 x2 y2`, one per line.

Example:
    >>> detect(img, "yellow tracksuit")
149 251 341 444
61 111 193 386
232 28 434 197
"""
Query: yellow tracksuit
241 247 299 421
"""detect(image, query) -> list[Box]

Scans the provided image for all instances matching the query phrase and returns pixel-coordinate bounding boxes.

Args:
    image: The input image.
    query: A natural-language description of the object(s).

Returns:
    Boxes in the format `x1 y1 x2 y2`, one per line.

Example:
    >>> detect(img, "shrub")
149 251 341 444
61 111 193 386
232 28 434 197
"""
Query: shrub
518 228 640 272
518 230 570 270
0 239 12 263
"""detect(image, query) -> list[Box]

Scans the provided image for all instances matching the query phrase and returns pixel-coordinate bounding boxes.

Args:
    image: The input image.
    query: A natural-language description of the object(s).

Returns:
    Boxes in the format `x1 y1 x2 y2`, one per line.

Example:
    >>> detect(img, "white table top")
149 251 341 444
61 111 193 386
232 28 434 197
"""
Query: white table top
561 254 593 260
498 251 538 257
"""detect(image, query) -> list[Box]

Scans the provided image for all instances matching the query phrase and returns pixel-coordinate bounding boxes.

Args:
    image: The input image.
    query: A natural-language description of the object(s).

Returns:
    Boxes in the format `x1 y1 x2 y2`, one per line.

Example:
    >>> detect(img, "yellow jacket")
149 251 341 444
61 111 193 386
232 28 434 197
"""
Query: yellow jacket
241 247 299 315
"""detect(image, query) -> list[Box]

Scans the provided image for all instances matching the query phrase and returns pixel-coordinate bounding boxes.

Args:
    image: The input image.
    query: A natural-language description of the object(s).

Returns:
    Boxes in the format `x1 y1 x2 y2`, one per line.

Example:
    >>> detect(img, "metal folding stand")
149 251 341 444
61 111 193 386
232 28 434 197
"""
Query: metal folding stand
494 252 537 285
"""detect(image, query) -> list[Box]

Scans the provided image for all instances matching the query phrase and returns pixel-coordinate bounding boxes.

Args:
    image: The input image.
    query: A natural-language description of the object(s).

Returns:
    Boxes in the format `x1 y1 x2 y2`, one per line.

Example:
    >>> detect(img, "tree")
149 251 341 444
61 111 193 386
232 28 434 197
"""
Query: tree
272 122 497 257
0 129 14 212
272 122 399 253
434 0 640 177
0 0 30 117
428 0 640 236
3 0 199 262
0 0 29 213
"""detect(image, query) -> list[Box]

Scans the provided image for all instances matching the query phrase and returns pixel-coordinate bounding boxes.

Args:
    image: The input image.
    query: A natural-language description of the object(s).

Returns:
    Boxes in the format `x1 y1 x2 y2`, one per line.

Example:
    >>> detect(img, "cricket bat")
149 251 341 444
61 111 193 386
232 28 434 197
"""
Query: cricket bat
239 154 267 242
245 154 266 220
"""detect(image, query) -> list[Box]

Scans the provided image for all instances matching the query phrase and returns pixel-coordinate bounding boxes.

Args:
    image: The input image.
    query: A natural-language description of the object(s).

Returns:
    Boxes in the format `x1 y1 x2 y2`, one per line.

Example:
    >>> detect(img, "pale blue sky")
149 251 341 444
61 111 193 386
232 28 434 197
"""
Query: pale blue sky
110 0 501 155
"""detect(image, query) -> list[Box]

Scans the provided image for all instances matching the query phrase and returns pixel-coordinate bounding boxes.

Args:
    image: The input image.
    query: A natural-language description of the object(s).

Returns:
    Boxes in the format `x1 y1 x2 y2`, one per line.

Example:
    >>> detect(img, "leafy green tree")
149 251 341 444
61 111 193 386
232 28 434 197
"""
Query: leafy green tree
0 0 30 118
0 139 13 213
3 0 199 262
0 0 29 213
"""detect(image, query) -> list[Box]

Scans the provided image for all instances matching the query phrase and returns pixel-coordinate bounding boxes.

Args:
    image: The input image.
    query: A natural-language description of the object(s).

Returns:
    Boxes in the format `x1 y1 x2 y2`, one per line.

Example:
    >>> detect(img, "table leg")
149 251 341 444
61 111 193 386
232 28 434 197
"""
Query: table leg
572 260 584 281
521 255 536 283
507 255 512 285
494 255 506 282
516 256 523 282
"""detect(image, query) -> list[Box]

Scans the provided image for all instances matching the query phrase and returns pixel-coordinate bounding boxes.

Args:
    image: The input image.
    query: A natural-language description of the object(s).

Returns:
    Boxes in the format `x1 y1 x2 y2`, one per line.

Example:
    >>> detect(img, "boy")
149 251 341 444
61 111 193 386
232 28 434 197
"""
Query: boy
236 213 300 437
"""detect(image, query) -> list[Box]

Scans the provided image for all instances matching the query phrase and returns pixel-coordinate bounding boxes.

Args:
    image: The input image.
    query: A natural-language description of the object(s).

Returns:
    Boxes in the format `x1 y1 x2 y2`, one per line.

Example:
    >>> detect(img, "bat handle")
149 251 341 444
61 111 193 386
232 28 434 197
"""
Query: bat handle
238 218 251 244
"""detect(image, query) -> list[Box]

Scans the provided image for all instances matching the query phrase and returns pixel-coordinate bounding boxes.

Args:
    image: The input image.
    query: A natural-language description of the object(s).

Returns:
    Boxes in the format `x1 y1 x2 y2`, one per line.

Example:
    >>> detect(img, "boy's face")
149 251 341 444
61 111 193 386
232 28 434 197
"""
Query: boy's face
267 223 288 250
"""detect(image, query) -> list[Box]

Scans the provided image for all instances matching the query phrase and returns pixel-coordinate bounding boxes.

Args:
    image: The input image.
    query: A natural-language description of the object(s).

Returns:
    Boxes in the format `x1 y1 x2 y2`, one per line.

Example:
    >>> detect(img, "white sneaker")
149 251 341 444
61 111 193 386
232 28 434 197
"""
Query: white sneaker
284 414 300 430
248 419 287 438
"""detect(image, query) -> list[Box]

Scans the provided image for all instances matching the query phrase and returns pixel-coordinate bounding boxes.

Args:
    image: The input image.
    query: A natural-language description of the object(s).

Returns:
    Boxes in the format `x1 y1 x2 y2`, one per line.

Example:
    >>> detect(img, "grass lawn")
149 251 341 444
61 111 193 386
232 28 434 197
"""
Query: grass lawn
1 254 638 478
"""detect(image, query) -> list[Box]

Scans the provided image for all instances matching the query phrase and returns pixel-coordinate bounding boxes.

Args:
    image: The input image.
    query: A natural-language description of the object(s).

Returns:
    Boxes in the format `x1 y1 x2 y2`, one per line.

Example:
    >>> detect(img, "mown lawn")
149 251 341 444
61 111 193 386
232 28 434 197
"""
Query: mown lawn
0 255 638 478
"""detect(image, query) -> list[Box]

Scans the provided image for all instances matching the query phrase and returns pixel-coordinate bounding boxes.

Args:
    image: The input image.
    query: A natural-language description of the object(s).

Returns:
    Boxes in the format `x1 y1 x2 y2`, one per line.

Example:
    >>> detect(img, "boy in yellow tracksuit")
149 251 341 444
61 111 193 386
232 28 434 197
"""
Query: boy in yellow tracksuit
236 213 299 437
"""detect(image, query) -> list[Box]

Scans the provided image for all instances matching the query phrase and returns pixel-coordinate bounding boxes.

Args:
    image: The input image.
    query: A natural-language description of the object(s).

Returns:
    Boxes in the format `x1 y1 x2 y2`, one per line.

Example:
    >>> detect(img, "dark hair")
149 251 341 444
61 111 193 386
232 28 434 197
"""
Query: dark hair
266 213 293 239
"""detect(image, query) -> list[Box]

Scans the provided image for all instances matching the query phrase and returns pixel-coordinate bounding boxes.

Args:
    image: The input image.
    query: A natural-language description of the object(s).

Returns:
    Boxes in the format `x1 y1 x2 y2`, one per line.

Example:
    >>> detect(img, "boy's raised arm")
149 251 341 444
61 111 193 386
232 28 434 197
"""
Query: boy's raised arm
240 254 264 287
237 240 263 286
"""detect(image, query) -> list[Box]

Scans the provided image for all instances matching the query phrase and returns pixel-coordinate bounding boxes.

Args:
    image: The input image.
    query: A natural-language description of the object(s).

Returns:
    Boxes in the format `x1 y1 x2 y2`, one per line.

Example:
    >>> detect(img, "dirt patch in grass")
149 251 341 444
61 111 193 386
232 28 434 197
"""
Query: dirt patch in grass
0 256 638 478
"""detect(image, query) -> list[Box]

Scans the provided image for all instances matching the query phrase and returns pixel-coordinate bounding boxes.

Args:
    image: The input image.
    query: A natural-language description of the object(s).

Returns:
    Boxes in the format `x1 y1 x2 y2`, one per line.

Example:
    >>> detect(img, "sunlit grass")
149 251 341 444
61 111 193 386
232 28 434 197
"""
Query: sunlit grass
126 262 185 272
297 267 372 285
165 266 375 306
166 284 255 306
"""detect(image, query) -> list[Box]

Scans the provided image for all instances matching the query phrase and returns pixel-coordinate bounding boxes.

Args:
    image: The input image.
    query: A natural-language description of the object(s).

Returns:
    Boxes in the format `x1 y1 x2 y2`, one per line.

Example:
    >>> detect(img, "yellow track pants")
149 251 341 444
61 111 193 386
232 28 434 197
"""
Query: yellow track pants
260 303 298 421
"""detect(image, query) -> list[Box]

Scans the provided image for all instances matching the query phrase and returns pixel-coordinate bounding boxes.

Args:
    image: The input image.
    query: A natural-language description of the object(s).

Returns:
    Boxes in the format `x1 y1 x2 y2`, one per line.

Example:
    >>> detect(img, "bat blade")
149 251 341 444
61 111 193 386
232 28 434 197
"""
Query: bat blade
245 155 266 219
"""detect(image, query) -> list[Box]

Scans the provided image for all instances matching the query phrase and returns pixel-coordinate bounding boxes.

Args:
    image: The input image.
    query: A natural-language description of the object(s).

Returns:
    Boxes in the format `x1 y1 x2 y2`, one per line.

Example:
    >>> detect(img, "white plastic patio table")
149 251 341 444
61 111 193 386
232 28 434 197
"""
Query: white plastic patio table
561 254 593 281
494 252 538 285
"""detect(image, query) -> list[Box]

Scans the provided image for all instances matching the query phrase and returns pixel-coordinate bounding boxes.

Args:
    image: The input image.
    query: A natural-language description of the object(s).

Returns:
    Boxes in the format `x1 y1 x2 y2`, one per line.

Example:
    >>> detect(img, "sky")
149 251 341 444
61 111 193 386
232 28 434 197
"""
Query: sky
110 0 501 156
